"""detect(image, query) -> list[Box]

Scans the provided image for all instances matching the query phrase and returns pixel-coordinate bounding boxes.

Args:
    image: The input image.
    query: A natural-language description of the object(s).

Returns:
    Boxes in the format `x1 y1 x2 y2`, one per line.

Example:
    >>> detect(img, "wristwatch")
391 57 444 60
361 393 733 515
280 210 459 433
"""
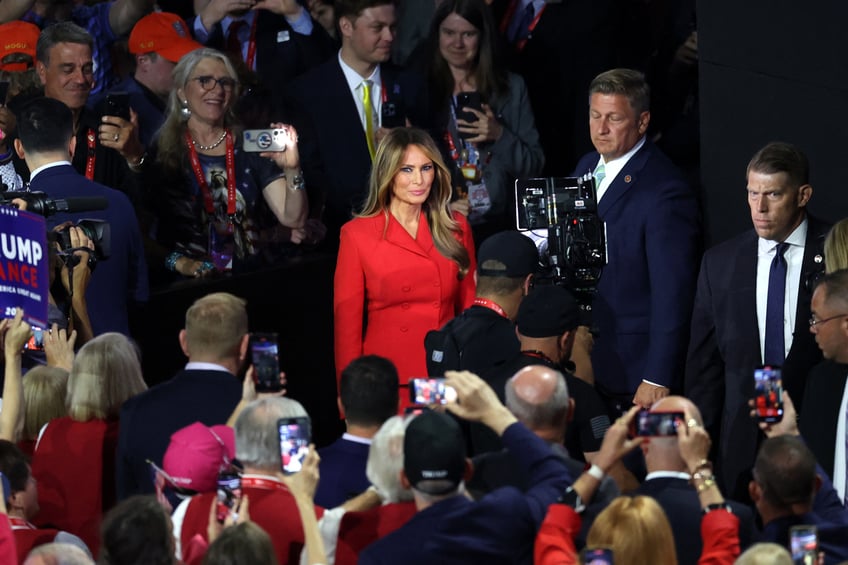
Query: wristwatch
557 486 586 513
702 503 732 516
286 170 305 191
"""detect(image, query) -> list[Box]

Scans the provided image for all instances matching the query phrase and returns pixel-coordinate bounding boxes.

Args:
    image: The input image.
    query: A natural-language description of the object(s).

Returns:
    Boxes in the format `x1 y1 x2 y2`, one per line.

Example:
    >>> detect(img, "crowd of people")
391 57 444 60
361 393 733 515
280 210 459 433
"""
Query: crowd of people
0 0 845 563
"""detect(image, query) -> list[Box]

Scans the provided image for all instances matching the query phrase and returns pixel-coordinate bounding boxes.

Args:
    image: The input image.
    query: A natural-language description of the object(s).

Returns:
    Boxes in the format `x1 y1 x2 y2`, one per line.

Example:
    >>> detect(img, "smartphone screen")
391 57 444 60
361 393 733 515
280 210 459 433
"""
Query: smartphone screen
408 378 457 405
278 417 311 475
634 411 683 437
23 326 44 351
583 547 614 565
790 525 817 565
215 472 242 523
754 366 784 423
250 332 281 392
105 92 130 121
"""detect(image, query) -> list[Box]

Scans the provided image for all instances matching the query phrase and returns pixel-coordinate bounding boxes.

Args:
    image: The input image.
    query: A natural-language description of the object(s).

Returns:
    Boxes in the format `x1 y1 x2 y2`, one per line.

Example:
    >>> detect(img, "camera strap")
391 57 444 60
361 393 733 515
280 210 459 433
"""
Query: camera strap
185 129 237 219
85 129 96 181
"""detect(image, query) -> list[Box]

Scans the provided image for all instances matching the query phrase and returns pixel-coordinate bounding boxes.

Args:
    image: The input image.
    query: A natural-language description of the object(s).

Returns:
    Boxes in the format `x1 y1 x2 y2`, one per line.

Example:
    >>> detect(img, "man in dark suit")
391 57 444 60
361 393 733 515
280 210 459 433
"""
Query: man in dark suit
286 0 425 242
116 292 247 499
315 355 399 508
14 97 148 336
800 269 848 502
686 142 829 501
572 68 701 412
633 395 756 565
191 0 334 122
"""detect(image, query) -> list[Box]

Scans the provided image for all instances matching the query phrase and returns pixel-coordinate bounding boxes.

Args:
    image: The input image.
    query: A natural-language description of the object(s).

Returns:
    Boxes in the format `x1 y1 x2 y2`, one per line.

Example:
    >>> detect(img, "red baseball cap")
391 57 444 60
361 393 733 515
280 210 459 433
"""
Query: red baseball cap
0 21 40 72
129 12 203 63
162 422 236 493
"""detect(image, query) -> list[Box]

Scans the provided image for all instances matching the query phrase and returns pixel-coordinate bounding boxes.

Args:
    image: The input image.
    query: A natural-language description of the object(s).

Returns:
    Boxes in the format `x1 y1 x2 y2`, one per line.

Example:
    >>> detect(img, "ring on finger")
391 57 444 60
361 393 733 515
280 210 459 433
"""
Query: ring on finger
686 418 698 429
113 133 119 142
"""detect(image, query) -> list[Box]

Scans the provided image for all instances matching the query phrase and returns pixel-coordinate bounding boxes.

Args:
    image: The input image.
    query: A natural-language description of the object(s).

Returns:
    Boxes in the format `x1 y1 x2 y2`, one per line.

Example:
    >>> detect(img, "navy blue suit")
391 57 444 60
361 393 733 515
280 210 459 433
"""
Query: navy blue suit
286 58 426 239
30 164 148 336
633 477 757 565
314 437 370 508
116 369 242 499
572 140 701 397
686 217 829 498
359 423 570 565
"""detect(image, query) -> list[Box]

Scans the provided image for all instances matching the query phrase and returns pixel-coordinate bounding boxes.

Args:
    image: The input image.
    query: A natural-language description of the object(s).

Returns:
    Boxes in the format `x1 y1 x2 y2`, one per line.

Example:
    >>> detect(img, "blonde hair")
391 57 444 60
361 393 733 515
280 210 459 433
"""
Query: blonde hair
22 366 69 440
184 292 248 360
586 496 677 565
825 218 848 273
357 127 471 277
66 333 147 421
156 48 241 174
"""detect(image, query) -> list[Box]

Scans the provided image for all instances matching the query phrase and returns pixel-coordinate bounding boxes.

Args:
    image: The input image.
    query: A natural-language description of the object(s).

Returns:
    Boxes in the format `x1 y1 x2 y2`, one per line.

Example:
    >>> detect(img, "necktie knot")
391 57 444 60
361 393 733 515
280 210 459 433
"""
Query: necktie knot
775 242 789 258
594 162 606 185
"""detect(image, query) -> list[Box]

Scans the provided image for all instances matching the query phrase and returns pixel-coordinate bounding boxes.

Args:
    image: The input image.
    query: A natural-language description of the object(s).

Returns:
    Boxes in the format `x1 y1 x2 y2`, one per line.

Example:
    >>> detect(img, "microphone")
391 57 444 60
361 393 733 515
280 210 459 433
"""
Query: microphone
49 196 109 214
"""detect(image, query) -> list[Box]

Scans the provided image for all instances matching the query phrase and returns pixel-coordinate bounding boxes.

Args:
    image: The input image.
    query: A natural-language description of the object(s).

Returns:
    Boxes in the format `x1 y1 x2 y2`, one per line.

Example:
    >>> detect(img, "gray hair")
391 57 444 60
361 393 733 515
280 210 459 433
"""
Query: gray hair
366 416 413 503
735 543 792 565
36 22 93 66
235 398 308 470
588 68 650 116
505 370 570 430
24 542 94 564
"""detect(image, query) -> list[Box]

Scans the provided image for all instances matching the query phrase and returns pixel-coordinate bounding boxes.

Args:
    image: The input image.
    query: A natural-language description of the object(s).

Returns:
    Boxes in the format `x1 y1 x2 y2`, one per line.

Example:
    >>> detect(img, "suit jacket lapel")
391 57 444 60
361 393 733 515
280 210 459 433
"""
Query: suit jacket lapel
383 211 432 258
332 60 372 156
734 232 762 361
597 144 650 216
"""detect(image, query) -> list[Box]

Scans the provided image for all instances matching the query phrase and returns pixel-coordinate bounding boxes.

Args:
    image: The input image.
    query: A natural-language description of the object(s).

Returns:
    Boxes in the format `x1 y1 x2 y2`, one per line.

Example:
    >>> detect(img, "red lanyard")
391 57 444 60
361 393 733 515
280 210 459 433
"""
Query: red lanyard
499 0 547 52
245 15 258 70
521 349 556 365
241 476 290 493
85 128 96 180
9 517 35 530
184 129 237 217
473 297 508 318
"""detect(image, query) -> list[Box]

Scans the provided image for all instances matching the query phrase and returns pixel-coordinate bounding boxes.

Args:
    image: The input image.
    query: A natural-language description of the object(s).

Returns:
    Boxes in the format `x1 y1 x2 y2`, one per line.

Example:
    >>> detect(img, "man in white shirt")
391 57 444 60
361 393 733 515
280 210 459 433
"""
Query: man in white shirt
686 141 830 502
800 269 848 505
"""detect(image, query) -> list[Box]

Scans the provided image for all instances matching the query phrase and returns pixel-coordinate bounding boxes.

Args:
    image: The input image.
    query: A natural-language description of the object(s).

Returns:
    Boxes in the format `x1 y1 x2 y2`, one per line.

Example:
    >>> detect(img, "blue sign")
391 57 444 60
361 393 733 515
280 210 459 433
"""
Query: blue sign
0 206 49 328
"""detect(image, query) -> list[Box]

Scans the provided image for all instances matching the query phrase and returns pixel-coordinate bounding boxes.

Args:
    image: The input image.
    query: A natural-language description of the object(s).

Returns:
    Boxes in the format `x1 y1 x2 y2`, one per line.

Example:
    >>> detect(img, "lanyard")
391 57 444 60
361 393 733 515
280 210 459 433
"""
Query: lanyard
499 0 547 52
473 297 508 318
9 517 35 530
184 129 237 217
85 128 96 180
521 349 556 365
241 476 290 493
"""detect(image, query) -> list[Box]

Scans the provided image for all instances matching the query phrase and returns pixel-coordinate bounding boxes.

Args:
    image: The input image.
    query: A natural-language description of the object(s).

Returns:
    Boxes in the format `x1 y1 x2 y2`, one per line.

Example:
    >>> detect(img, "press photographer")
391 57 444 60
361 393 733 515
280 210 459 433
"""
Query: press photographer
13 96 147 336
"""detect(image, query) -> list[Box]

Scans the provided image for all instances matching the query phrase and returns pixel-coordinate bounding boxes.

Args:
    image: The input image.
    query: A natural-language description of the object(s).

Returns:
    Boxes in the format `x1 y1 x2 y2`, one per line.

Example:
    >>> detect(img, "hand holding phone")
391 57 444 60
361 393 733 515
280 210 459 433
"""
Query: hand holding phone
633 411 684 437
215 472 242 523
105 92 131 121
790 525 817 565
243 128 289 152
456 92 483 125
409 378 457 405
754 366 784 423
250 333 282 392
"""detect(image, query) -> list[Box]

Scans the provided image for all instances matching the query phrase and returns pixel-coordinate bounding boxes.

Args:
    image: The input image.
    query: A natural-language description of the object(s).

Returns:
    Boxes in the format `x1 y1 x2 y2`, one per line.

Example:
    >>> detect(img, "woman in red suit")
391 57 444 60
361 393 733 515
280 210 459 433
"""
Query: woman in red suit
334 128 477 409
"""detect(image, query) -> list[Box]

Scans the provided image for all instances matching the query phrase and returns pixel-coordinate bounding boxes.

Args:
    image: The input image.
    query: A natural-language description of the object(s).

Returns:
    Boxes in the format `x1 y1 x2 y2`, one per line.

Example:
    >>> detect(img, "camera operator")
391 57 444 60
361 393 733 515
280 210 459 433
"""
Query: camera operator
48 223 95 346
13 97 148 336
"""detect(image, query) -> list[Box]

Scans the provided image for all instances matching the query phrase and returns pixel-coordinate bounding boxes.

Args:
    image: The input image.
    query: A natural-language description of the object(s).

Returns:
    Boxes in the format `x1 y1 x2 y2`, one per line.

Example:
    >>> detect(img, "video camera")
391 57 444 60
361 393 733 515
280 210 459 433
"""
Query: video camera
514 175 606 307
0 191 111 261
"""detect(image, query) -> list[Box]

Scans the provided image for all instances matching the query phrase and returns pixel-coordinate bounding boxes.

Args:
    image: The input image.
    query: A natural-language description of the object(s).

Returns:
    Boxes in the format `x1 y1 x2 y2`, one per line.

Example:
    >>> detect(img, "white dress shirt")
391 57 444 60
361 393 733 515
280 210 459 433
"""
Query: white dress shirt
755 218 807 362
595 136 646 202
338 52 383 131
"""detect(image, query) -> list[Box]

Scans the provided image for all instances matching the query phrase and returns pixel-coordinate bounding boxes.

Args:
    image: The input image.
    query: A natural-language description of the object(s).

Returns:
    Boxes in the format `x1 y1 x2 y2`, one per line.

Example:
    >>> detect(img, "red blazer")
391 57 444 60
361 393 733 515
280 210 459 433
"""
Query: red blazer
334 211 476 402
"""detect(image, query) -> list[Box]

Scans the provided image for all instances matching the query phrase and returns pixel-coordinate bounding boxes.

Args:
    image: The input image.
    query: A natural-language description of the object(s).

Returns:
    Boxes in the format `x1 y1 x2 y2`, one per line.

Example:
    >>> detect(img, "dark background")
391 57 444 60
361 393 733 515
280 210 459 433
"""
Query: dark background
698 0 848 246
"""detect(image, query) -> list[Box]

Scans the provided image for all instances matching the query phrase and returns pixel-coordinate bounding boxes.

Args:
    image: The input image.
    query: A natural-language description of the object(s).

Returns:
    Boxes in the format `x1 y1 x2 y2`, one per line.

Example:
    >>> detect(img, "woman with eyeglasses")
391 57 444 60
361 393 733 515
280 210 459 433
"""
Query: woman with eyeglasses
145 48 307 279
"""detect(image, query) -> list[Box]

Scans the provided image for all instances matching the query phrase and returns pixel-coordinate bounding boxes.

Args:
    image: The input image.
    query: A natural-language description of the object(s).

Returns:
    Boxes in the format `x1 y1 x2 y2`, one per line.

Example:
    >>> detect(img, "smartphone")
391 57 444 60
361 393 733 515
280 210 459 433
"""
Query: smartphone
582 547 614 565
243 128 288 152
23 326 44 351
633 411 683 437
278 417 311 475
754 366 784 423
790 525 817 565
455 91 483 127
381 100 405 129
105 91 130 121
408 378 457 405
215 472 242 523
250 332 281 392
0 81 9 105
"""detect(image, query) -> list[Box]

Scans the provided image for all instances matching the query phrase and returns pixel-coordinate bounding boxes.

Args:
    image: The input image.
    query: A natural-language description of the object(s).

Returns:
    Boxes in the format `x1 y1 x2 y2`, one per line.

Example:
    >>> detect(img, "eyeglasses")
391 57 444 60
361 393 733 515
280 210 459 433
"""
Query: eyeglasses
809 314 848 328
190 75 238 92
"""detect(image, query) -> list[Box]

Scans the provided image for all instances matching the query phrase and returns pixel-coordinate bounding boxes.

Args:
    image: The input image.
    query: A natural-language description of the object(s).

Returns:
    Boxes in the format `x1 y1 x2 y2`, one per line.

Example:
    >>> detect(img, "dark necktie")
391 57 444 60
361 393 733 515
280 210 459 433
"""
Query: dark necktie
226 20 246 64
764 242 789 366
511 3 535 43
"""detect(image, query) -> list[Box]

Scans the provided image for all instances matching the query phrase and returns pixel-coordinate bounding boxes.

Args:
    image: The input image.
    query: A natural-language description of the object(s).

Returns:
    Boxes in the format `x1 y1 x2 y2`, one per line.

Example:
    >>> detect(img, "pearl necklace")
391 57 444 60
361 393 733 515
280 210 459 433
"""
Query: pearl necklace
192 129 227 151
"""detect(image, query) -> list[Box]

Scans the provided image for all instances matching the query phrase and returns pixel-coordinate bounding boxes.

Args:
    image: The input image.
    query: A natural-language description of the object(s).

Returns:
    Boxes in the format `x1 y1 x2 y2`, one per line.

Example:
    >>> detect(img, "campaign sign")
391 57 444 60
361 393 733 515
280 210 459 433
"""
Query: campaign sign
0 206 48 328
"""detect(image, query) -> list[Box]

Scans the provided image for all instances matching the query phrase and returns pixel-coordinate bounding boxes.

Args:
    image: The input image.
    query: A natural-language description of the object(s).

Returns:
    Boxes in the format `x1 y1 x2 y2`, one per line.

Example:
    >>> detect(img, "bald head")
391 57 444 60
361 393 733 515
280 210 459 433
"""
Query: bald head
642 395 703 472
505 365 570 439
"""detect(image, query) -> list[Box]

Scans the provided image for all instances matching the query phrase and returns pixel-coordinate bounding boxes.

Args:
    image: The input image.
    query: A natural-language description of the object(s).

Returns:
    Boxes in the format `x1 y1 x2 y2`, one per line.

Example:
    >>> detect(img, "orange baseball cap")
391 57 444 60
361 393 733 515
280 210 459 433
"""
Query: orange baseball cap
129 12 203 63
0 21 40 72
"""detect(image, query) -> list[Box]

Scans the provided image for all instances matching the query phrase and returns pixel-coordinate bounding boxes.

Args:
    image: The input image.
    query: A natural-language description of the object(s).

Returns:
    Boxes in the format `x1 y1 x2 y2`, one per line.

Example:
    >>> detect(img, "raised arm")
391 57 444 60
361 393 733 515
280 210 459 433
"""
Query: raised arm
1 309 31 442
